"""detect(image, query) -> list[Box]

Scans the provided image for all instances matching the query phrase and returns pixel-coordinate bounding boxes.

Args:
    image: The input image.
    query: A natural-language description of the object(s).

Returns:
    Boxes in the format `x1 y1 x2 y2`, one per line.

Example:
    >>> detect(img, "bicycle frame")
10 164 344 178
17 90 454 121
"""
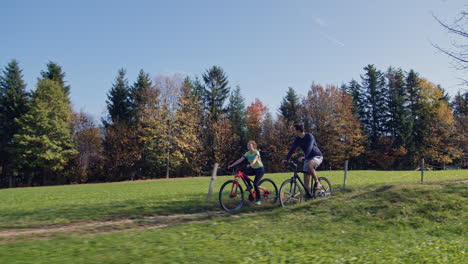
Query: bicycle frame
288 164 318 199
231 169 270 199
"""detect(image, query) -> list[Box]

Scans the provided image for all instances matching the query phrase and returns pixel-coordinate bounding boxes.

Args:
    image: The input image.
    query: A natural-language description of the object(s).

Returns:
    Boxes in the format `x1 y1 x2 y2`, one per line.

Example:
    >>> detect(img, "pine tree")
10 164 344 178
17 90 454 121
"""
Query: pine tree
103 69 140 181
131 69 153 119
279 87 301 124
405 69 422 159
0 59 29 187
386 67 410 146
40 61 71 99
105 69 133 124
346 79 365 120
360 64 388 146
227 86 247 153
201 66 230 165
202 66 230 122
13 79 77 186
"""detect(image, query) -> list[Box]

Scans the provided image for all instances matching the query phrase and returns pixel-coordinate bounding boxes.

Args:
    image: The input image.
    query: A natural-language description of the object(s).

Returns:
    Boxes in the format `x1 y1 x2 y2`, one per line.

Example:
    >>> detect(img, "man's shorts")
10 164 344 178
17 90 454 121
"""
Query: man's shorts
303 156 323 173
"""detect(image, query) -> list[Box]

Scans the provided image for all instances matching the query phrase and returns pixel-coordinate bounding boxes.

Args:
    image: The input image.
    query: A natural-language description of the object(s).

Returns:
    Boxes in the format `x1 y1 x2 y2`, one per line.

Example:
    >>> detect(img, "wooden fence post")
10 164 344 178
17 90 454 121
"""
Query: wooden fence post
206 163 219 201
343 160 348 189
420 158 424 184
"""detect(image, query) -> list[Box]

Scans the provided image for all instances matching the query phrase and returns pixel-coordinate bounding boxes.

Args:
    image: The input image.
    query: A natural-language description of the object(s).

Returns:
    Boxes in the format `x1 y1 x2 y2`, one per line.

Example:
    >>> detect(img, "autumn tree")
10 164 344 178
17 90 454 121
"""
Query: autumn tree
246 98 268 142
172 78 204 176
451 91 467 167
302 84 365 169
66 111 103 183
417 79 461 166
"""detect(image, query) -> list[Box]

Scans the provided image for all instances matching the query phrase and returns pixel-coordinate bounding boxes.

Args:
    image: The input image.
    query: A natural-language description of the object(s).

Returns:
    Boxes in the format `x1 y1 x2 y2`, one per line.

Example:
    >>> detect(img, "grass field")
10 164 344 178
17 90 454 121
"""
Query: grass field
0 170 466 263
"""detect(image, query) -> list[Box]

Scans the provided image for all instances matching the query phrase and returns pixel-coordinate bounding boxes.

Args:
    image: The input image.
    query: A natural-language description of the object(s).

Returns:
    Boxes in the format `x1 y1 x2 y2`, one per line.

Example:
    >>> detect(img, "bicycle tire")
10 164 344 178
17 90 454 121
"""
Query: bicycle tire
219 180 244 212
279 179 304 207
258 178 278 204
315 177 333 197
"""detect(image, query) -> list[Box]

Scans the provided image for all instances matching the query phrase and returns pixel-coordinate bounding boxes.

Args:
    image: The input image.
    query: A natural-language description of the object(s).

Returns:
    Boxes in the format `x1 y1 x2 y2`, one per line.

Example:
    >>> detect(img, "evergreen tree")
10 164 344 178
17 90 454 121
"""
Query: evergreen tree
13 79 76 186
103 69 140 181
202 66 230 122
360 64 388 145
201 66 230 165
346 79 365 120
227 86 247 151
279 87 301 124
0 59 29 187
131 69 153 119
105 69 133 124
40 61 71 98
386 67 410 146
405 69 422 158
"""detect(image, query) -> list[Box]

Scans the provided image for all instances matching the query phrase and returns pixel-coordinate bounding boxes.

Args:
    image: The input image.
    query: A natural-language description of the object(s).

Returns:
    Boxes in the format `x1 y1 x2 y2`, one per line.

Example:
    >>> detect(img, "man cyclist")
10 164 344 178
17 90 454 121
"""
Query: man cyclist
282 123 323 193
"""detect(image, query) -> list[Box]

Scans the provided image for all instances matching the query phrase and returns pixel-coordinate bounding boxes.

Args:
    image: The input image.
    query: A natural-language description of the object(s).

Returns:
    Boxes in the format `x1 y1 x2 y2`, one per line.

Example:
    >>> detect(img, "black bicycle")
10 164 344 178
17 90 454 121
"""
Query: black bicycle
279 160 333 207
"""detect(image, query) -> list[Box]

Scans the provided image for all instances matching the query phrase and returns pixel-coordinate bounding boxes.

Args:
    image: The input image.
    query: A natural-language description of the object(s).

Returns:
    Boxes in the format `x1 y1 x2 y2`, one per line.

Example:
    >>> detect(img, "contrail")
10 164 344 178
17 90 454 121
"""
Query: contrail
320 32 345 47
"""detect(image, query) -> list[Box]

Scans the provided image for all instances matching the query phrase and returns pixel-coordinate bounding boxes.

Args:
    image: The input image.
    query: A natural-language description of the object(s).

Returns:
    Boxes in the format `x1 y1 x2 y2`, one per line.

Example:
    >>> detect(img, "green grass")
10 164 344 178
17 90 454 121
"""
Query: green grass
0 170 466 229
0 181 466 263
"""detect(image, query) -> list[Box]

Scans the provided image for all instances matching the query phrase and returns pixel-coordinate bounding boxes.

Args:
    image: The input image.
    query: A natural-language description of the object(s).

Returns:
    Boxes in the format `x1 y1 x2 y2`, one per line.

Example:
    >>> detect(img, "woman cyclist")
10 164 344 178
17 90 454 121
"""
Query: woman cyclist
228 140 265 205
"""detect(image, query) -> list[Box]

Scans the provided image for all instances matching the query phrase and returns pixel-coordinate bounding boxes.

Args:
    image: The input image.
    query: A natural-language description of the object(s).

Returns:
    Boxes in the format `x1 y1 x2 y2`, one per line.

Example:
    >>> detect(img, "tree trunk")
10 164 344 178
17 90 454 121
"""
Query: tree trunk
1 160 7 188
8 172 13 188
165 150 170 179
27 170 33 187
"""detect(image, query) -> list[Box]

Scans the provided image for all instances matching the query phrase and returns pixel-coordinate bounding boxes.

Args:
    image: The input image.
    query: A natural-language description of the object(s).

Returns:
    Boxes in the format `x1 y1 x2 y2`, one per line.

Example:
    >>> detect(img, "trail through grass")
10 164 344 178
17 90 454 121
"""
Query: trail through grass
0 181 466 263
0 170 466 229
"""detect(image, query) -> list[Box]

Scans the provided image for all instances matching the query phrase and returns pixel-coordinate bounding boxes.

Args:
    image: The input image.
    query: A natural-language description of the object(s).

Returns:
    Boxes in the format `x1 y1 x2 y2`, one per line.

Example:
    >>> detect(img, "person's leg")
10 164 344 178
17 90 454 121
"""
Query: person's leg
244 168 255 191
253 167 264 202
307 158 322 190
303 172 311 193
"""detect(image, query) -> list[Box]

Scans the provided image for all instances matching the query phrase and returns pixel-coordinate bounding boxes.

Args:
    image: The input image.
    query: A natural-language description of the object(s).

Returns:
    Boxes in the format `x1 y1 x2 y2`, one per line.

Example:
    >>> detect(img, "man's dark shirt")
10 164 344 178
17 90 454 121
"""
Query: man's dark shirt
285 133 322 160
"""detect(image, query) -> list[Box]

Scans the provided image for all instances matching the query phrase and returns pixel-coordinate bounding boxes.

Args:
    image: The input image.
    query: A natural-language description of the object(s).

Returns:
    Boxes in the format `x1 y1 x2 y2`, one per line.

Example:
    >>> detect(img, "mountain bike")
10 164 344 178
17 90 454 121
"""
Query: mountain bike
279 160 332 207
219 166 278 212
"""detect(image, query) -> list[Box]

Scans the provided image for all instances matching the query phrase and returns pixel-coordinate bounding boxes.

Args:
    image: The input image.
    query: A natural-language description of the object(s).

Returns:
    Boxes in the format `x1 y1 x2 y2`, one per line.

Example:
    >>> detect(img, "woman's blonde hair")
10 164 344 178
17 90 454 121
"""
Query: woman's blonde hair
248 140 257 150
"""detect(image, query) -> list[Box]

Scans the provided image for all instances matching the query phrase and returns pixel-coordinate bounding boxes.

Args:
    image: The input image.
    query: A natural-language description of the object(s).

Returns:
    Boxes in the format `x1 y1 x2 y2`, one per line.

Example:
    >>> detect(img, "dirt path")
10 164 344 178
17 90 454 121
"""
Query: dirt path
0 211 230 239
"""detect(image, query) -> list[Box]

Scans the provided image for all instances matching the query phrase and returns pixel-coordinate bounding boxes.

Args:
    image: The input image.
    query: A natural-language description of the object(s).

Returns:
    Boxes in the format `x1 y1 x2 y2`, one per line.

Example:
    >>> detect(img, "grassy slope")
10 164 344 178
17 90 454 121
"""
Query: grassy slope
0 170 466 229
0 182 466 263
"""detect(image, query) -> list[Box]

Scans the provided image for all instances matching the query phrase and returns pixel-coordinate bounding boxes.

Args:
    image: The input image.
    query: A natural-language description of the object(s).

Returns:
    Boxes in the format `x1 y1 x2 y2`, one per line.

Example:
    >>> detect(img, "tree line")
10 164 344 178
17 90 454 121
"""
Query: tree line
0 60 466 188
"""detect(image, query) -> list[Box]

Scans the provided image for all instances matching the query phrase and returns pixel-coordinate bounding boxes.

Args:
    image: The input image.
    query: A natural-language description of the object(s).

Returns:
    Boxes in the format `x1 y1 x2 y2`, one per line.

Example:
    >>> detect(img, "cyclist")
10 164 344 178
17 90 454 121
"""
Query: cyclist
228 140 265 205
282 123 323 193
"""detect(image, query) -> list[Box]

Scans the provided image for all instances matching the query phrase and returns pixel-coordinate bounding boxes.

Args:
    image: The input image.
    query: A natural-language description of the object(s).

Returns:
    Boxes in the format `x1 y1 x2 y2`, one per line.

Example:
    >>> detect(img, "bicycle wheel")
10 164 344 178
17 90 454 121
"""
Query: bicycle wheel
279 179 304 207
258 178 278 204
219 180 244 212
315 177 333 197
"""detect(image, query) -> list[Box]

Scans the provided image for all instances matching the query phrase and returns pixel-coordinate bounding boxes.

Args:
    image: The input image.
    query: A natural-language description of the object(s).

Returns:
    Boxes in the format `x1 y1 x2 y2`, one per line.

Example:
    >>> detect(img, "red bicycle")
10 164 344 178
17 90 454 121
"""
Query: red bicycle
219 166 278 212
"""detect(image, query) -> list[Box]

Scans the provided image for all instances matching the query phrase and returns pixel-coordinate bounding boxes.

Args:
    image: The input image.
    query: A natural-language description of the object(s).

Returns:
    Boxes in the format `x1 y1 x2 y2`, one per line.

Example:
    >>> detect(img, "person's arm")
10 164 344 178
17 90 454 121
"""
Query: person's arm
248 152 260 167
228 157 245 168
283 138 299 162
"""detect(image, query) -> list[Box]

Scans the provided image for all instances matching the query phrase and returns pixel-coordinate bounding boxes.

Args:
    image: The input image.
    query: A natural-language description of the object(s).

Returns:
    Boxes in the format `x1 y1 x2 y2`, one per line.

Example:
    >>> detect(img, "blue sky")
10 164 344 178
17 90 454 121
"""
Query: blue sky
1 0 466 120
